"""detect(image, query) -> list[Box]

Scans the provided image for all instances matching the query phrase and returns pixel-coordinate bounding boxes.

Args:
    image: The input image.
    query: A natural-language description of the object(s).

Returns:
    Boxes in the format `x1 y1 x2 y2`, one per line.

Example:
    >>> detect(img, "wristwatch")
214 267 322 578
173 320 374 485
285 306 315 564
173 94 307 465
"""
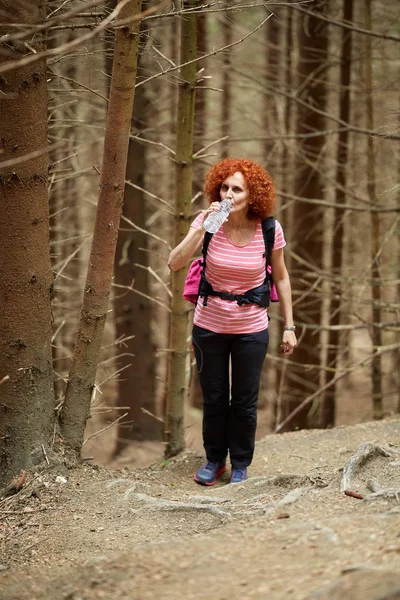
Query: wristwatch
283 325 296 331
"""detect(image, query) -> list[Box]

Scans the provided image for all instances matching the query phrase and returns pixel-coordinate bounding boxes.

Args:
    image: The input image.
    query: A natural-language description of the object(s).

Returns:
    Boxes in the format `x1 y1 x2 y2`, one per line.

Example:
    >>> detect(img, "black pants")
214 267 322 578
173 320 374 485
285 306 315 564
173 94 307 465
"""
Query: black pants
192 325 269 469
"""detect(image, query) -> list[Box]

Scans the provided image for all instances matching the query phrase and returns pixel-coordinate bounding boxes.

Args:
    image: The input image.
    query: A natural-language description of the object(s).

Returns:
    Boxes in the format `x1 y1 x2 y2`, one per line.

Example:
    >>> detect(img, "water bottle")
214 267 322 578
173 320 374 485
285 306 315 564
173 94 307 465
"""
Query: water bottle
203 199 232 233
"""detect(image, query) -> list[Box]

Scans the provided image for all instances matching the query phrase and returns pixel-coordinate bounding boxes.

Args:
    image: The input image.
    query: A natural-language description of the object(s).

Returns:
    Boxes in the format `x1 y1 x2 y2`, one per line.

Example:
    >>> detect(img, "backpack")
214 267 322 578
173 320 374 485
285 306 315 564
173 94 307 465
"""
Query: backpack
183 217 278 305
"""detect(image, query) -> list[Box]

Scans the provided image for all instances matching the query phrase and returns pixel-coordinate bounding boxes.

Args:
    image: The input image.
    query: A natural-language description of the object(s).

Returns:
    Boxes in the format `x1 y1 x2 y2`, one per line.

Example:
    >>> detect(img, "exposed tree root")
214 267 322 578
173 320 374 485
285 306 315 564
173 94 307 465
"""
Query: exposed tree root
189 495 231 504
100 472 328 524
129 493 233 521
366 478 381 493
242 486 310 516
125 485 311 521
294 521 339 546
250 474 313 488
363 489 400 502
340 443 400 493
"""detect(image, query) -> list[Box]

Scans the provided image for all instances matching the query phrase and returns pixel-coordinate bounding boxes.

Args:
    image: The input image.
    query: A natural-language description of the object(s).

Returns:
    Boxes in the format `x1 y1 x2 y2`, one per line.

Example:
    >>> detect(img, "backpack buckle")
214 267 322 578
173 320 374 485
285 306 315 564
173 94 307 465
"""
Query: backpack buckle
220 291 236 301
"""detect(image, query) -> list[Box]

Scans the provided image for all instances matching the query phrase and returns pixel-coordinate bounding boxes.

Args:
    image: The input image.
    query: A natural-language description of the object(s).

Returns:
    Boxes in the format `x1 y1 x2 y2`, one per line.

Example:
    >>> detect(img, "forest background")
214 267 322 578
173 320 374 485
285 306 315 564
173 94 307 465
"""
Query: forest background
0 0 399 485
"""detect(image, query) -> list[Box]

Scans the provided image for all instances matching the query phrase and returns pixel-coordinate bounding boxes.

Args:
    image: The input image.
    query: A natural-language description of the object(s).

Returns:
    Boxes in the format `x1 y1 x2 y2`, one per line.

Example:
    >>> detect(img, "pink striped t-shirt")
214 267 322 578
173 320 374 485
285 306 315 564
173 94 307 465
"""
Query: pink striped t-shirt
191 214 286 333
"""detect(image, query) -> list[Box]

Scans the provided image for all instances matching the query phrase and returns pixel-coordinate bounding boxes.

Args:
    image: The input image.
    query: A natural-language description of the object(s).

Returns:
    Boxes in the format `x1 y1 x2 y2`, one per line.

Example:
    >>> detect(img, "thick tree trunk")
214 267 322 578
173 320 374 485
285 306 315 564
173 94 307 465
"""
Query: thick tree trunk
165 2 197 457
281 7 295 270
281 1 329 431
195 14 207 149
220 15 232 159
114 78 160 450
189 13 208 411
397 155 400 414
0 0 55 484
365 0 383 420
273 8 295 429
325 0 354 426
260 13 282 412
262 12 280 175
61 0 143 451
48 22 84 403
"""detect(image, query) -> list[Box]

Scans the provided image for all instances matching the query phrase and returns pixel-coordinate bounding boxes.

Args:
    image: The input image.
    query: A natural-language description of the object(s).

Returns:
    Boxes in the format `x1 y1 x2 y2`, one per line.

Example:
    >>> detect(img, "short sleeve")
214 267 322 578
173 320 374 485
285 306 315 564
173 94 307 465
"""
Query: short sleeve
191 213 204 229
273 219 286 250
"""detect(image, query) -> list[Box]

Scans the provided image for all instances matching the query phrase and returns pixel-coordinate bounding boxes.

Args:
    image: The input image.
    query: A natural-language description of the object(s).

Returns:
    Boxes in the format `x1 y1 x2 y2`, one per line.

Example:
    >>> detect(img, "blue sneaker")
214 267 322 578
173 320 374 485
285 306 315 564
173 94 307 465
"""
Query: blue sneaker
194 461 226 486
230 468 248 484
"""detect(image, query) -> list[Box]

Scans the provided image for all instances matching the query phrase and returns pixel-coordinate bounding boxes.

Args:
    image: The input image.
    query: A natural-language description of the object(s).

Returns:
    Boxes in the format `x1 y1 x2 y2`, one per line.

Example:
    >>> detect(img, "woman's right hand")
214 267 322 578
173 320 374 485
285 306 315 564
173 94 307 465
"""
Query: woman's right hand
200 202 224 224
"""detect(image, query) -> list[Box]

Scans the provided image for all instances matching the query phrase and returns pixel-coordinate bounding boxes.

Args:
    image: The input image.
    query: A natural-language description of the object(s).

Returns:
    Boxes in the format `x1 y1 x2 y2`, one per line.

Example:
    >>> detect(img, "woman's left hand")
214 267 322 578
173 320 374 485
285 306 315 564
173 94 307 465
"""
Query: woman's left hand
280 330 297 355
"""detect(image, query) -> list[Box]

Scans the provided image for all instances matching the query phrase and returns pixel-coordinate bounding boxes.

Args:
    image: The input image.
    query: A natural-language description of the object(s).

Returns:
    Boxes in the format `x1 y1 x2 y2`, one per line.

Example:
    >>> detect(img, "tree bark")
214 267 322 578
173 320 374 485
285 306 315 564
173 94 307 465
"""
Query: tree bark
260 13 282 413
48 21 85 403
114 72 160 450
220 14 232 159
164 2 197 458
61 0 143 451
262 12 280 174
0 0 55 484
273 8 295 429
325 0 354 427
189 13 208 411
281 0 329 431
365 0 383 420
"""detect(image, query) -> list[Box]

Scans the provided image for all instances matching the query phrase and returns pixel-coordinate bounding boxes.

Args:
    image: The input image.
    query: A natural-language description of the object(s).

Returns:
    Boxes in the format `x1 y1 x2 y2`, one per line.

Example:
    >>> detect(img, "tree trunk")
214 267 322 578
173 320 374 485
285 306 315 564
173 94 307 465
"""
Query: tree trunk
189 13 208 411
325 0 354 427
114 74 160 451
260 13 282 413
0 0 55 484
365 0 383 420
195 13 207 155
397 145 400 414
48 21 85 404
220 14 232 159
164 2 197 457
281 1 329 431
281 7 295 270
262 12 281 176
272 8 296 429
61 0 143 451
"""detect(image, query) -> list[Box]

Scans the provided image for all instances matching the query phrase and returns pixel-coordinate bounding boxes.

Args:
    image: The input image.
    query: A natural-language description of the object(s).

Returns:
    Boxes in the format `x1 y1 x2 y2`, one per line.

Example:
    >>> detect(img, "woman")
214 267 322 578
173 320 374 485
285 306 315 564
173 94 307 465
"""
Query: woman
168 158 297 485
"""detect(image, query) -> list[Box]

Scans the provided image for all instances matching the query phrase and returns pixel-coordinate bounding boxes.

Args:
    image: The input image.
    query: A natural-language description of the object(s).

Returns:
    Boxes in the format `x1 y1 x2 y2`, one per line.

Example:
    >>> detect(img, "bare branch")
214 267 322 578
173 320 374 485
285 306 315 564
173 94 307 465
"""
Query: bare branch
129 134 176 157
228 129 349 141
230 66 400 141
290 5 400 43
275 344 400 433
141 2 284 22
52 239 90 279
0 140 67 170
192 136 228 158
51 320 66 343
0 1 163 76
112 281 171 312
101 335 136 350
133 263 172 298
49 71 108 103
120 213 172 248
82 412 129 447
136 13 273 89
279 191 400 214
1 0 106 43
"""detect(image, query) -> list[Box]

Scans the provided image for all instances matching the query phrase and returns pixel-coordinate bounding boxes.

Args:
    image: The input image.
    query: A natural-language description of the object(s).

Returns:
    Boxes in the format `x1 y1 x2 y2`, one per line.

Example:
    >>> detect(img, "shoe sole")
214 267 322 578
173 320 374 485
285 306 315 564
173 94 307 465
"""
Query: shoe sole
193 465 226 486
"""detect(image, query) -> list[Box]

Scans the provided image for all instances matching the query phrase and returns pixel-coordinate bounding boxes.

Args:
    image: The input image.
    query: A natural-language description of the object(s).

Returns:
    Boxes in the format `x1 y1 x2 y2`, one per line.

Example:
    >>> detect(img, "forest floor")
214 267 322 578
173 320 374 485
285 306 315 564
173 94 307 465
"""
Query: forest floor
1 418 400 600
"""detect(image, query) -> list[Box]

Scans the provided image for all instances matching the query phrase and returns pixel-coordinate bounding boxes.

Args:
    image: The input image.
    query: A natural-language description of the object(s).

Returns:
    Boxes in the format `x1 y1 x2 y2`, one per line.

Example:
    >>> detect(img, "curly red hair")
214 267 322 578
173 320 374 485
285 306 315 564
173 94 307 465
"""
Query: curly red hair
204 158 276 220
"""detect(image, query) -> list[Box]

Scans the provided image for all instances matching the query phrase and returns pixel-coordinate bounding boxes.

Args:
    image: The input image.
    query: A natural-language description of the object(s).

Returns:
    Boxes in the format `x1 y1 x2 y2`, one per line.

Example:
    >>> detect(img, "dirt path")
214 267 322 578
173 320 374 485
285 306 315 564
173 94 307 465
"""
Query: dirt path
1 419 400 600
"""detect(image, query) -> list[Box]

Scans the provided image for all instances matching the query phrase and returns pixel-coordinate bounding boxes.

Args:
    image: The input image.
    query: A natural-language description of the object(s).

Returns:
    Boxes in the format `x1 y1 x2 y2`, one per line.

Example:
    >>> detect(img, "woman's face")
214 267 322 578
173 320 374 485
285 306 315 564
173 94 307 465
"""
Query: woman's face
219 171 249 213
